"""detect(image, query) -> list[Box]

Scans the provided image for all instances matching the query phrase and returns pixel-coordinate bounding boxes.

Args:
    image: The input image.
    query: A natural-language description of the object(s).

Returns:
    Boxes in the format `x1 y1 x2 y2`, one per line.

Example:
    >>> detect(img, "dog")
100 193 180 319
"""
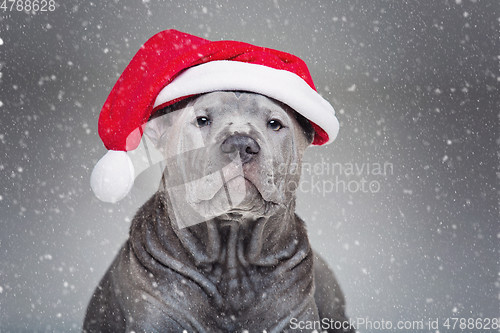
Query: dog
83 91 353 332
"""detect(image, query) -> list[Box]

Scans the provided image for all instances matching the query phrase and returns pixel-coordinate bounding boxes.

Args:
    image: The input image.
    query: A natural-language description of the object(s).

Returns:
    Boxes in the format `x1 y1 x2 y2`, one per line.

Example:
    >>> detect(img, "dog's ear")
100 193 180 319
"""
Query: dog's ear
144 103 181 148
145 97 198 148
293 111 315 146
273 98 314 147
144 113 169 148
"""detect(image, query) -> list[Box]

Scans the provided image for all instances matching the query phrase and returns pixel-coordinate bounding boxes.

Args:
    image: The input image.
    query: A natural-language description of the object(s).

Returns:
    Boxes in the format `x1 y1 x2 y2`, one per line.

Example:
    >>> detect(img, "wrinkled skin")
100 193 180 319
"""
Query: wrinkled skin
83 92 353 333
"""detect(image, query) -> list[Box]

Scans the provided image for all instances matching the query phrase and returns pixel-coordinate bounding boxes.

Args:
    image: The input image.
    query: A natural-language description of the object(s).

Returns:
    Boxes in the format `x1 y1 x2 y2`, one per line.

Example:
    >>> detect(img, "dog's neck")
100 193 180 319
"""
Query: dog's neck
131 190 306 267
168 194 301 268
129 191 311 311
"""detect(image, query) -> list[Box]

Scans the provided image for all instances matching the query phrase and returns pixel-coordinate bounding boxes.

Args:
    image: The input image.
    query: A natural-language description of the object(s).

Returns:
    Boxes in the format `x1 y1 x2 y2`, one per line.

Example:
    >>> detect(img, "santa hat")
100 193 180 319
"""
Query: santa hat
91 29 339 203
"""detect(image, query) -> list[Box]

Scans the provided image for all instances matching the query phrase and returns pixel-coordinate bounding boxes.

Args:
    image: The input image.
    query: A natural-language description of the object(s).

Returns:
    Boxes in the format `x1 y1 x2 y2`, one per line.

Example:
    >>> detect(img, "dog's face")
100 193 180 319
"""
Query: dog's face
145 91 313 226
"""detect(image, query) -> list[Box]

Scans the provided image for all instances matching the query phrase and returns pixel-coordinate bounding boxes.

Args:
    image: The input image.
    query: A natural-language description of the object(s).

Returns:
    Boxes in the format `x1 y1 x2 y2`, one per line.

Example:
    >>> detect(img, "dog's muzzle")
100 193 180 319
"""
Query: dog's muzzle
221 135 261 164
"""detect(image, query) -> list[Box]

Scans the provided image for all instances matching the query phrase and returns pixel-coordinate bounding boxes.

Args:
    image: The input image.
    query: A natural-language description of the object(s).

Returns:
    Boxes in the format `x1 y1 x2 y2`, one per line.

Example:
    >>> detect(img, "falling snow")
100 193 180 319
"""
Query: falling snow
0 0 498 331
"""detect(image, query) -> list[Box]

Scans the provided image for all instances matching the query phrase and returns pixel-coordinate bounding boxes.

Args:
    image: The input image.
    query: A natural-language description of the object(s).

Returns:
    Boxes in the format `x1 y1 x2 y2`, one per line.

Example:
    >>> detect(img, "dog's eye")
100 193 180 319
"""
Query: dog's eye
196 116 210 128
268 119 283 131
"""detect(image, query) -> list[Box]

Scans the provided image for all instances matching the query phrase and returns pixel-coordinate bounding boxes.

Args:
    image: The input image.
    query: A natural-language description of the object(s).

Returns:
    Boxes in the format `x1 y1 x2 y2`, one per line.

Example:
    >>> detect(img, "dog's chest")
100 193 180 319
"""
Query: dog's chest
206 264 263 311
200 225 271 312
197 264 282 332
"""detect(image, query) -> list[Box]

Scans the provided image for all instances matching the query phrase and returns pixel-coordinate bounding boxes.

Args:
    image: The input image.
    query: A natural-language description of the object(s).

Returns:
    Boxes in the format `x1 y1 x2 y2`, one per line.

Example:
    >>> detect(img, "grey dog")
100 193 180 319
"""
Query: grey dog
83 91 353 333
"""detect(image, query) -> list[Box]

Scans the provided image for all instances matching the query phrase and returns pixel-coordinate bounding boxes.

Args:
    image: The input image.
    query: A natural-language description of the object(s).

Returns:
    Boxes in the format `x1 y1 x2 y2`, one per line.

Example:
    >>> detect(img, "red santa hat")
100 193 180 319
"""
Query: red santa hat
91 29 339 203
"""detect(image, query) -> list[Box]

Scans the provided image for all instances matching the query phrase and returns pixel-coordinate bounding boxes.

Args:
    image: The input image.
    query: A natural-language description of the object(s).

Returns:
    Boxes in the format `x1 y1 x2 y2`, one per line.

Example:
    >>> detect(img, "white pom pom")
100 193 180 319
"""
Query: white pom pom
90 150 135 203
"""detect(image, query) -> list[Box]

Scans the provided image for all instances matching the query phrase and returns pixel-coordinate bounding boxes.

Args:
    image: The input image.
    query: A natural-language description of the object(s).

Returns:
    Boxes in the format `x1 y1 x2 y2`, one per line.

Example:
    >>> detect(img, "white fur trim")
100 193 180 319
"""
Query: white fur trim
90 150 135 203
153 61 339 144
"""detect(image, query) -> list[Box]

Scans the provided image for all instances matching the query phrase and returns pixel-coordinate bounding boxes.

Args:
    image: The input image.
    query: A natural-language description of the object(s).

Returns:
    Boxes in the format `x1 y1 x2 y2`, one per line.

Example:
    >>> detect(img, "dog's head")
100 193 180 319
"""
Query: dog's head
144 91 314 226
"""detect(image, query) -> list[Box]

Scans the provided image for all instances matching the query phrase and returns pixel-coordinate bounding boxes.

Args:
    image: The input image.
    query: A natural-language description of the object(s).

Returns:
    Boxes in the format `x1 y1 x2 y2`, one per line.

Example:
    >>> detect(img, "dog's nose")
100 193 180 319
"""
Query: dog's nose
221 135 260 164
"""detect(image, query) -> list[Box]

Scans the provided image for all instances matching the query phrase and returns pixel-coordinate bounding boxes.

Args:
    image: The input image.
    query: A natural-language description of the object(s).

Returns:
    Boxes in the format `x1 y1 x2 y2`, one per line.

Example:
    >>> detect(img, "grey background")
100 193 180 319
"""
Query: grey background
0 0 498 332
